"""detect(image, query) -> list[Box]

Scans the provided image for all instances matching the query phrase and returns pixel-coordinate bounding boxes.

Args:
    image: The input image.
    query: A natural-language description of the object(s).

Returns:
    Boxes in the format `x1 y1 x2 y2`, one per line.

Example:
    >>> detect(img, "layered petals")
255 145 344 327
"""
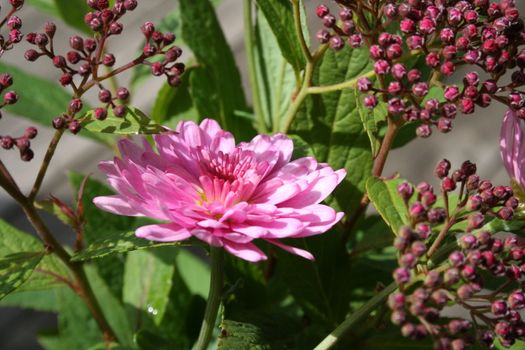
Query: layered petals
94 118 346 262
500 110 525 188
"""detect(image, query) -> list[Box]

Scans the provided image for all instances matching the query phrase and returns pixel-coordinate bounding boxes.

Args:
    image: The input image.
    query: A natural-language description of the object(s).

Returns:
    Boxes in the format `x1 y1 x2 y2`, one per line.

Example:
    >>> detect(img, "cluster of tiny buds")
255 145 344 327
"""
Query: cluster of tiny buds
390 159 523 349
318 0 525 138
0 0 24 57
391 224 525 349
0 72 37 161
315 4 363 50
22 0 184 134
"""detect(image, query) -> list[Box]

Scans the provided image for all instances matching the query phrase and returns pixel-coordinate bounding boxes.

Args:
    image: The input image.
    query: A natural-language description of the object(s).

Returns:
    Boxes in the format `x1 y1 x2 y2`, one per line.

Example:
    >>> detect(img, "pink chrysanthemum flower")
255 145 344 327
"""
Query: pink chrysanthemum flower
501 110 525 189
94 119 346 262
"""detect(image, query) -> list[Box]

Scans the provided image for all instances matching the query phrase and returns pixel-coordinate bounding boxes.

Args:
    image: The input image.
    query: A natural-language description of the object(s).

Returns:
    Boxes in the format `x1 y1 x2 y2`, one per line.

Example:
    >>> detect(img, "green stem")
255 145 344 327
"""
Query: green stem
307 70 375 95
193 247 224 350
313 282 397 350
28 129 65 202
243 0 268 133
291 0 312 63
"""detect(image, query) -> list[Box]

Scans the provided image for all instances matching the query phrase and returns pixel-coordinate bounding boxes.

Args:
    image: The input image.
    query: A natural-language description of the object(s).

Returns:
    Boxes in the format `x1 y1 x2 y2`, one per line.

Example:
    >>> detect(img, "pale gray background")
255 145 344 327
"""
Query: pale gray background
0 0 523 348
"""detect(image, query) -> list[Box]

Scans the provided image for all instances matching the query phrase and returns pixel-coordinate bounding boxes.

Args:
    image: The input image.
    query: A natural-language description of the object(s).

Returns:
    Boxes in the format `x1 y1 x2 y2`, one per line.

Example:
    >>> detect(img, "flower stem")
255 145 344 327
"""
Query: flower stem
313 282 397 350
193 247 224 350
243 0 268 133
29 129 65 202
291 0 312 63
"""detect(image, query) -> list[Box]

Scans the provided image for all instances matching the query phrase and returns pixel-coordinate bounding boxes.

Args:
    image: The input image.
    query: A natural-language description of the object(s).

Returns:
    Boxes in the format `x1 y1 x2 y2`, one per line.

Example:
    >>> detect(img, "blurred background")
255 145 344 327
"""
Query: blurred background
1 0 524 348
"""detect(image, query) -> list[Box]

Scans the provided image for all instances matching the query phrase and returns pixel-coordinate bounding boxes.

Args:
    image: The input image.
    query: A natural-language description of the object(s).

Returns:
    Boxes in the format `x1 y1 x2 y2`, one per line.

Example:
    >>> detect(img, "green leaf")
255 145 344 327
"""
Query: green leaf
38 332 68 350
253 6 296 131
289 134 315 160
218 319 287 350
123 248 176 328
85 264 135 347
35 199 75 227
254 0 306 74
136 269 206 349
0 219 47 299
366 177 410 235
273 232 353 327
27 0 60 16
82 106 165 135
175 250 210 298
151 66 200 129
53 0 91 33
0 289 60 312
0 62 70 123
356 91 387 156
56 288 104 349
17 253 71 292
0 220 70 294
290 45 374 213
0 289 58 312
0 252 44 300
180 0 255 140
72 230 189 262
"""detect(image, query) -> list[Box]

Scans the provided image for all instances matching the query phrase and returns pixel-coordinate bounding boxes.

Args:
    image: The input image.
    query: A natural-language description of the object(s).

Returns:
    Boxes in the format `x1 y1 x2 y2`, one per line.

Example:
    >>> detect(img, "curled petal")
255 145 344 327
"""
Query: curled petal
136 223 191 242
93 195 144 216
266 239 315 261
222 240 268 262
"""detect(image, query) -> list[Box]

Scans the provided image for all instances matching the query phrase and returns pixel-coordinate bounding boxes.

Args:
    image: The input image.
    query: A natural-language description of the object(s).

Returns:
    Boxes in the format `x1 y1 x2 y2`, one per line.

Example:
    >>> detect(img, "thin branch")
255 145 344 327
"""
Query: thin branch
28 129 65 202
291 0 312 63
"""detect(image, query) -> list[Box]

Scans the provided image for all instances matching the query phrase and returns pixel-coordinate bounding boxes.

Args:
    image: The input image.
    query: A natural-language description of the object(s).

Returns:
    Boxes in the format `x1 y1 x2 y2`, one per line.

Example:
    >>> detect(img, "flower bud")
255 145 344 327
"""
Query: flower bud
52 55 66 68
113 105 127 118
68 120 81 134
409 202 426 220
441 177 456 192
1 136 14 149
24 127 38 139
69 36 84 50
397 182 413 201
3 91 18 104
98 89 112 103
94 107 107 120
435 159 451 179
52 116 66 129
141 21 155 38
44 22 56 38
508 291 525 310
69 98 83 113
116 87 129 101
388 292 405 310
24 49 40 61
498 207 514 221
67 51 81 64
393 267 411 285
416 124 432 138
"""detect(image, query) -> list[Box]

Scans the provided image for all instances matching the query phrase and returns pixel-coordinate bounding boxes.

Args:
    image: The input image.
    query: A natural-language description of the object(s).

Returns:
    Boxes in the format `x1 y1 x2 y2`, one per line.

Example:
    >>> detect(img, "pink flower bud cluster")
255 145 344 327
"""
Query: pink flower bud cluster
0 0 24 57
315 4 363 49
0 73 36 161
318 0 525 138
391 159 523 349
0 3 38 162
23 0 184 134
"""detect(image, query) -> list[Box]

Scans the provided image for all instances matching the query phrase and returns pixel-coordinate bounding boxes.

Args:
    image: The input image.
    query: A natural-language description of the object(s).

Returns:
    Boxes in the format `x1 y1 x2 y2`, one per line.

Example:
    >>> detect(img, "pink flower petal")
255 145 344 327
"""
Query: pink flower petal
266 239 315 260
222 240 267 262
191 229 223 247
135 223 191 242
93 195 144 216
